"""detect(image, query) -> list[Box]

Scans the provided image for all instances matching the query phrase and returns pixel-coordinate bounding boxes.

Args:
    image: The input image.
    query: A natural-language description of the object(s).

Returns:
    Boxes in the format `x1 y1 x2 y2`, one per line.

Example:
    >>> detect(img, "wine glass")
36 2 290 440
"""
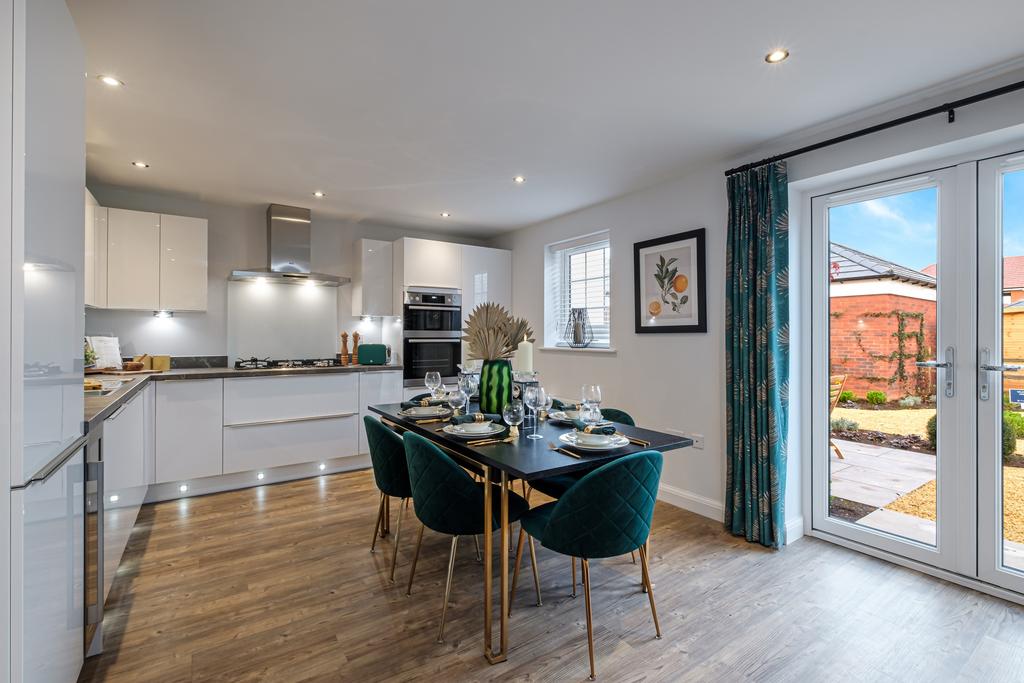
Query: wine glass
581 384 602 407
580 402 602 426
447 388 468 417
502 400 525 438
541 392 554 420
425 371 442 397
524 386 546 440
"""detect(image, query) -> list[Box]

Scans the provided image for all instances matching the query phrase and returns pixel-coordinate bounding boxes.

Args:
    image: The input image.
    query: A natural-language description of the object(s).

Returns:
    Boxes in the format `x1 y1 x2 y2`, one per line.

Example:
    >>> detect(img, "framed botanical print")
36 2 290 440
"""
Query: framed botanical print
633 228 707 333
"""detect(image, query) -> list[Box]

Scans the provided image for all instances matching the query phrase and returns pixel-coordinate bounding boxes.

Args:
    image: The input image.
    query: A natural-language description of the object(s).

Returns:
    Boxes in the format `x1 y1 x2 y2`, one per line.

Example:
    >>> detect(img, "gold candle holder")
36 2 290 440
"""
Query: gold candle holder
509 425 520 439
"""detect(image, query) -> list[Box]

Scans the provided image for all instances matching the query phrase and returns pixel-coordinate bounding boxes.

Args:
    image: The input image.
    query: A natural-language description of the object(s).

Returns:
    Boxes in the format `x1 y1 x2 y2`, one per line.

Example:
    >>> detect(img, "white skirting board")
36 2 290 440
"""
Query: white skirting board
657 483 806 544
145 453 371 503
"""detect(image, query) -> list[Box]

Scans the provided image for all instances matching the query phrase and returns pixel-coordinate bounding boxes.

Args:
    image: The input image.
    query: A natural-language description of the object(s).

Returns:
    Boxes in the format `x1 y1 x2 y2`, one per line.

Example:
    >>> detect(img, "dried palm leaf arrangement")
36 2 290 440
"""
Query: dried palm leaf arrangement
462 302 535 361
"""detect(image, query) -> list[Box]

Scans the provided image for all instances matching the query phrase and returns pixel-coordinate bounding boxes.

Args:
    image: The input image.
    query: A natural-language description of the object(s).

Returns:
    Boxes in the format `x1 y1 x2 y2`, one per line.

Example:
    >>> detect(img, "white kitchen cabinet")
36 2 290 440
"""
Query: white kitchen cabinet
159 213 208 311
223 415 359 474
223 374 359 426
460 244 512 311
352 238 394 317
84 190 108 308
358 371 403 453
155 379 223 483
101 390 146 602
394 237 462 290
106 208 161 310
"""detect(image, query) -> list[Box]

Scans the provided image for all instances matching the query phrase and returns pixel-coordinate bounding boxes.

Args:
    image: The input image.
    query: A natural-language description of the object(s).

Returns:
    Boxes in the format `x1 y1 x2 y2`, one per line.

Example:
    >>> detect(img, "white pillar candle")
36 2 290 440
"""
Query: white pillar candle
514 336 534 373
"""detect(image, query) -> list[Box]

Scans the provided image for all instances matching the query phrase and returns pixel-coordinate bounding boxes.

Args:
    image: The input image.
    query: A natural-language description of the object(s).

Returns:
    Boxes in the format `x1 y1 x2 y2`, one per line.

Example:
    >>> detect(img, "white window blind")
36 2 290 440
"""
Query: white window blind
546 234 610 347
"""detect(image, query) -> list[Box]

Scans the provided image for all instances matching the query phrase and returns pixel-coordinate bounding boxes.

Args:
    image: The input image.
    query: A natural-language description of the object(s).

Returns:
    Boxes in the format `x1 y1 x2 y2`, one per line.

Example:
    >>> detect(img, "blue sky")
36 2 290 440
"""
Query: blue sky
829 169 1024 272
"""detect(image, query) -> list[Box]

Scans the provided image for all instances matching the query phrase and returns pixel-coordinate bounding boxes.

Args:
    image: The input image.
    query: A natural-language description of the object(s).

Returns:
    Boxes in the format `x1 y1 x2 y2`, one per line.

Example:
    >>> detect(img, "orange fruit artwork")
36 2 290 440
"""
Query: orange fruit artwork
648 300 662 317
672 273 689 293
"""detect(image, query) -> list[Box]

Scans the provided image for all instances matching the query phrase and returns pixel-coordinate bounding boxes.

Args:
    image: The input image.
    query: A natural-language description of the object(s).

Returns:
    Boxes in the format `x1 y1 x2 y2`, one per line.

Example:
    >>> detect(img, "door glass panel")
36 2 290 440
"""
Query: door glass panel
827 186 939 545
1000 167 1024 572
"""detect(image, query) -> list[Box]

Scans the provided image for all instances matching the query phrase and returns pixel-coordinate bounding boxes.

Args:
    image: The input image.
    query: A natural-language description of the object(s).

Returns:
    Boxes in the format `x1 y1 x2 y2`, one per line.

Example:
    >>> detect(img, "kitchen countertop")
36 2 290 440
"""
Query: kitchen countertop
84 364 404 429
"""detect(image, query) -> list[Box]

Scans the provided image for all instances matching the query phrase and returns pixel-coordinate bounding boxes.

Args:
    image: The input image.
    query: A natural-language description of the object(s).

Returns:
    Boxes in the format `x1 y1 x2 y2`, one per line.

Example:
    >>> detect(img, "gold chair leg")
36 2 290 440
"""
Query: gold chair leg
474 534 482 563
630 551 636 564
582 558 596 681
388 497 406 582
508 528 526 615
570 556 577 598
370 492 385 553
528 536 542 607
437 535 459 643
638 545 662 639
406 523 425 596
382 495 390 536
642 538 652 593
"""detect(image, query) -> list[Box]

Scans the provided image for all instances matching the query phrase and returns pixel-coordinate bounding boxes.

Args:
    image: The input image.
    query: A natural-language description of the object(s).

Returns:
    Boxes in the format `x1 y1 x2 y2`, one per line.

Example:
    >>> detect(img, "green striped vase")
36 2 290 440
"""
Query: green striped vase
478 359 513 414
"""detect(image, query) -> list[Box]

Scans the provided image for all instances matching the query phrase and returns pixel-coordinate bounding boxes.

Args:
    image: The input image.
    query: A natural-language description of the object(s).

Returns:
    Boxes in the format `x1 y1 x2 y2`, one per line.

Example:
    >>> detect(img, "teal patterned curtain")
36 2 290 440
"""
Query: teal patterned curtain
725 161 790 549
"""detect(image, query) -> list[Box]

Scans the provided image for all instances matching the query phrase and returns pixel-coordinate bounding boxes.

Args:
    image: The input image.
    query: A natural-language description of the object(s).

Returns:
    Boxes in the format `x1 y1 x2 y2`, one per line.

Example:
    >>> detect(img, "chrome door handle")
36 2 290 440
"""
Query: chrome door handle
980 363 1023 372
916 346 955 398
915 360 951 369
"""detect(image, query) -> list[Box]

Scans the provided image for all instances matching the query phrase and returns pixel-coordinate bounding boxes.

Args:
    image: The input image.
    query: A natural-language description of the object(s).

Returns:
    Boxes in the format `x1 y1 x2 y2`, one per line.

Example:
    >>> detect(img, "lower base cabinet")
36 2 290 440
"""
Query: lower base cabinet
154 379 223 484
223 415 359 473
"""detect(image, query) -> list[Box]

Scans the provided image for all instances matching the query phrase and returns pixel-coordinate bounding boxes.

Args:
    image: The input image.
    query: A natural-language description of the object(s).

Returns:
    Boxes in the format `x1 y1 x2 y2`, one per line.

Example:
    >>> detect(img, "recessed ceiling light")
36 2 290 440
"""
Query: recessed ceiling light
513 175 526 184
440 211 450 218
313 191 325 198
97 75 124 87
764 49 789 64
131 161 149 168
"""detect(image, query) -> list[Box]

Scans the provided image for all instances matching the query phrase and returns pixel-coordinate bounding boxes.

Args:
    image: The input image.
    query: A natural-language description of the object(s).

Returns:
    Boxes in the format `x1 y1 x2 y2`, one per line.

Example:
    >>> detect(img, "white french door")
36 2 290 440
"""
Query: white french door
812 166 975 574
978 152 1024 593
813 151 1024 595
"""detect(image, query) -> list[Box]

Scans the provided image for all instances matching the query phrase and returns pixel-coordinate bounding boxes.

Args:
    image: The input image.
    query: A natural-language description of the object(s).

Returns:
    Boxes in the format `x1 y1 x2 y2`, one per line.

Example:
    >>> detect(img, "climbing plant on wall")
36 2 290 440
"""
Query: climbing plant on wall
852 309 931 395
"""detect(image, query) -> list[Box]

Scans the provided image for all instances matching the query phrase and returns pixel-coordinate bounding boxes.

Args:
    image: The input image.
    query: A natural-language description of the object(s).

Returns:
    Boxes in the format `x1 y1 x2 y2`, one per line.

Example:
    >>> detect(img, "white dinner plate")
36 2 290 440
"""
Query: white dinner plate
547 410 578 424
400 405 452 417
558 431 630 451
443 423 506 439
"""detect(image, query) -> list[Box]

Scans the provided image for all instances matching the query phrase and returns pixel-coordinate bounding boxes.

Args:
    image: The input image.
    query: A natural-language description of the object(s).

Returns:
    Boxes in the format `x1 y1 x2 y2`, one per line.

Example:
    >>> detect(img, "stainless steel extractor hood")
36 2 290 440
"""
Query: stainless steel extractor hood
230 204 350 286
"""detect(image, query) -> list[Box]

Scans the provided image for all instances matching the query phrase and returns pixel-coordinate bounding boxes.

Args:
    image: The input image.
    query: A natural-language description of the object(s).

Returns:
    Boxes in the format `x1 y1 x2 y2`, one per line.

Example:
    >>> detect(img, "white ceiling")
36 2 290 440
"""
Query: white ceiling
69 0 1024 235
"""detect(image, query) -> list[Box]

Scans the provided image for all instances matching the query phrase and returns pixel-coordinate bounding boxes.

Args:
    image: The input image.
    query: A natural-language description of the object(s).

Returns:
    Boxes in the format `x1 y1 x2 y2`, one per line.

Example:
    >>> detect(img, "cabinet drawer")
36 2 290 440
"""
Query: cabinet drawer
223 374 359 425
223 415 359 473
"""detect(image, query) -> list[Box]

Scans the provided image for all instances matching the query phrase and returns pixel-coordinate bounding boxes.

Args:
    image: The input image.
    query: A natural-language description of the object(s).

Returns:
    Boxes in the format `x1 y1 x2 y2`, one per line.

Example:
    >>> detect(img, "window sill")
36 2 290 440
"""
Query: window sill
539 346 617 354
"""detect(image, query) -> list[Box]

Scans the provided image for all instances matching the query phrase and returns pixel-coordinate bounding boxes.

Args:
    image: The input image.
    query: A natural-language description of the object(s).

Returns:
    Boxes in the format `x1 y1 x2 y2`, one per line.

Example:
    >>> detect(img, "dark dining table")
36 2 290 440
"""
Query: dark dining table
368 402 693 665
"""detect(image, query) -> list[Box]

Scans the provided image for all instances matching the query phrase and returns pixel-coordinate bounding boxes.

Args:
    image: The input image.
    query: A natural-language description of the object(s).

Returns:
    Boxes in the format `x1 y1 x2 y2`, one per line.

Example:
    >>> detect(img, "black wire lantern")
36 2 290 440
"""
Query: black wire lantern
562 307 594 348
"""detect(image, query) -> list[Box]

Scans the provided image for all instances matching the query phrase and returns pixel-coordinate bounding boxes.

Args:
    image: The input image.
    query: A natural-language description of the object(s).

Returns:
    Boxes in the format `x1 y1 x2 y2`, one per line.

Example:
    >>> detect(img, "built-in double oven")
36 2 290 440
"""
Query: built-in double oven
402 287 462 387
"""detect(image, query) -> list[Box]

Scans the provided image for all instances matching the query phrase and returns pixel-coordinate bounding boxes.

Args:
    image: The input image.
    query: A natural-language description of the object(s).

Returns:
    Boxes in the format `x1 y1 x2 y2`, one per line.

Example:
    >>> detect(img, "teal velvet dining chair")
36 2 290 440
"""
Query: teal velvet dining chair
512 450 663 681
599 407 635 426
363 417 414 582
402 431 536 643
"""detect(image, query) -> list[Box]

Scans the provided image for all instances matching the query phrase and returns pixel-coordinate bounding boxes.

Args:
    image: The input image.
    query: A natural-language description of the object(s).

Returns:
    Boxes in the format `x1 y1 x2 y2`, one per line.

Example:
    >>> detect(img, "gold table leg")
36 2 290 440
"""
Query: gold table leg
483 466 510 664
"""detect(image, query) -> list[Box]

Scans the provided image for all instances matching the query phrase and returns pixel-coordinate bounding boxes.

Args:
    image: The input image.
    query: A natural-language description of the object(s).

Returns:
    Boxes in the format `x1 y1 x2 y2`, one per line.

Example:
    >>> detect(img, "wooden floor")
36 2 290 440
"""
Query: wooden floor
79 469 1024 682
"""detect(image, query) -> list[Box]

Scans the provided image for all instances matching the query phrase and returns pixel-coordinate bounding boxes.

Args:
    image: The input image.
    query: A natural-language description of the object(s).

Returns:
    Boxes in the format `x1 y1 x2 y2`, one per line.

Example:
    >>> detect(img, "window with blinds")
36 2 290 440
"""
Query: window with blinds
545 233 611 347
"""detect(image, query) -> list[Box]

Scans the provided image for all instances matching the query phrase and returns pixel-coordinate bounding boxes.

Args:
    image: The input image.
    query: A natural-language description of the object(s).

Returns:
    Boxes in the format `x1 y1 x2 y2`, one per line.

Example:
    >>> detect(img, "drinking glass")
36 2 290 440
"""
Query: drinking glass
502 400 525 438
524 386 546 440
580 402 602 426
447 389 468 417
542 392 554 419
581 384 602 406
425 371 442 397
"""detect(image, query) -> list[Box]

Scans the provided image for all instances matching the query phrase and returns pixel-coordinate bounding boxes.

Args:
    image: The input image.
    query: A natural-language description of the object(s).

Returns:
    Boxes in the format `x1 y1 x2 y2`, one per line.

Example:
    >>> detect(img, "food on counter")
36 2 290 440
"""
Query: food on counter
84 378 102 391
122 361 145 372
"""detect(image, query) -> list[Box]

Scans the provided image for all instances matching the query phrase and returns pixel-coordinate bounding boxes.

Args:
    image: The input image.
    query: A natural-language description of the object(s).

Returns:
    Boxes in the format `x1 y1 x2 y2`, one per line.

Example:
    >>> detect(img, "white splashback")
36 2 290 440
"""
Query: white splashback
227 280 338 361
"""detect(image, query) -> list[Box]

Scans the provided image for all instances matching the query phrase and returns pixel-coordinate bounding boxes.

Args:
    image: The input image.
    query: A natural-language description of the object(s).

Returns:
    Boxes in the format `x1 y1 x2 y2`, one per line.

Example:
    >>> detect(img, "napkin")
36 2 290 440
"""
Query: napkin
551 398 582 412
572 419 616 435
451 412 502 425
401 393 447 410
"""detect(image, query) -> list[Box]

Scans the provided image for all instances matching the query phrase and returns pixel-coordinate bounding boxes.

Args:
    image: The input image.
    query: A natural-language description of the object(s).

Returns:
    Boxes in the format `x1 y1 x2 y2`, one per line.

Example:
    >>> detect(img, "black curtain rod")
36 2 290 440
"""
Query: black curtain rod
724 77 1024 177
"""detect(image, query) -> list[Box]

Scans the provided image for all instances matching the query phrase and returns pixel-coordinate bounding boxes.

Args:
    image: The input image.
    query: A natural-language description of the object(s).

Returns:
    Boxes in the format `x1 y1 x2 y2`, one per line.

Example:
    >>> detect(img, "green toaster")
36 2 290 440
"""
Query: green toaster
358 343 388 366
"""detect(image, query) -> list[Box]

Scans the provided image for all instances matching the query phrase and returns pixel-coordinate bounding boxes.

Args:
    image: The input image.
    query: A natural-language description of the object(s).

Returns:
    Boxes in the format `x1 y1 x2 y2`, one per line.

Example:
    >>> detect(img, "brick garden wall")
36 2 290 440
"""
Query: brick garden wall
830 293 937 399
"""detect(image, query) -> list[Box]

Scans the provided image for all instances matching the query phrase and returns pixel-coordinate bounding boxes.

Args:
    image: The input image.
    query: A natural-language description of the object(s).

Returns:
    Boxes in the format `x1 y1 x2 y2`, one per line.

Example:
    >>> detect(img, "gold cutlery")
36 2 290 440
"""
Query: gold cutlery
616 432 651 447
547 442 581 459
414 417 446 425
466 436 516 447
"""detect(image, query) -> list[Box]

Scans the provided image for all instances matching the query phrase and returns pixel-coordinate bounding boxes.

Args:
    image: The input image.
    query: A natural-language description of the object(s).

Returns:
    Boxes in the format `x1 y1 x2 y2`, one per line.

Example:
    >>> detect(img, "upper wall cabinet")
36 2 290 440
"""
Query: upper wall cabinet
106 208 161 310
352 238 394 317
160 214 208 311
84 190 107 308
96 206 208 311
460 244 512 311
394 237 462 290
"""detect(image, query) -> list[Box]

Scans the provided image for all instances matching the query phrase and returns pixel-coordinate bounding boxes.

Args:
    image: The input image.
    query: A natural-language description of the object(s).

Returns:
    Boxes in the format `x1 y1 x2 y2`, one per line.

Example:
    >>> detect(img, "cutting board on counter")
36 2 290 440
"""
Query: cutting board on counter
86 368 165 376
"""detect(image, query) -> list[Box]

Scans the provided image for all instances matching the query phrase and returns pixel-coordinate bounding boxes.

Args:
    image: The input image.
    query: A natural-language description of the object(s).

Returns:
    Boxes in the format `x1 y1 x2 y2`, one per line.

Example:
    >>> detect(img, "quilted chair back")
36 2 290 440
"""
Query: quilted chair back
599 407 636 427
403 431 487 536
541 450 662 559
363 417 412 499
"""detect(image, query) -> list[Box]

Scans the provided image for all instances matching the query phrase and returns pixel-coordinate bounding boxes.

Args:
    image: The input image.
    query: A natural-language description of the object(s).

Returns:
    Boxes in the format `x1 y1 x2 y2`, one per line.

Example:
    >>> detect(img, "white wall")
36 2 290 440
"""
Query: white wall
84 183 485 358
491 66 1024 537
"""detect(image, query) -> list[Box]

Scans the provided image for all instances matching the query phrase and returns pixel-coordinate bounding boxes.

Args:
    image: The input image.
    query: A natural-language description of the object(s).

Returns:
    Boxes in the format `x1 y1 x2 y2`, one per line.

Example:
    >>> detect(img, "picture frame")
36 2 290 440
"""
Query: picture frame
633 228 707 333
